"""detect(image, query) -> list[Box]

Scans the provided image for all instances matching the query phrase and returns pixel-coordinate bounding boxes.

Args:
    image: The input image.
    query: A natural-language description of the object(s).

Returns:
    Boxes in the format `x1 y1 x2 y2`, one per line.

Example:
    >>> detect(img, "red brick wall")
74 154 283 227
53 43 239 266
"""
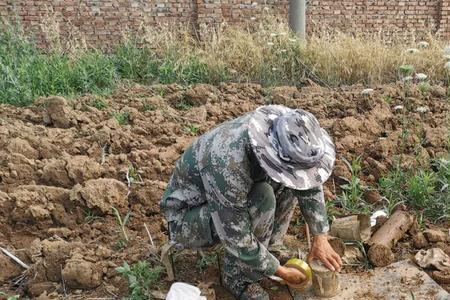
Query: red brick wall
0 0 448 47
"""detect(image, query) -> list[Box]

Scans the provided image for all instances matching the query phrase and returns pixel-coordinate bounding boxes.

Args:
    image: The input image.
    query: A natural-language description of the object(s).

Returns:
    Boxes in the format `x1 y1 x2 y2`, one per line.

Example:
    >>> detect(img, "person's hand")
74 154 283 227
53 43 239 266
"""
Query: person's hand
307 234 342 272
275 265 306 284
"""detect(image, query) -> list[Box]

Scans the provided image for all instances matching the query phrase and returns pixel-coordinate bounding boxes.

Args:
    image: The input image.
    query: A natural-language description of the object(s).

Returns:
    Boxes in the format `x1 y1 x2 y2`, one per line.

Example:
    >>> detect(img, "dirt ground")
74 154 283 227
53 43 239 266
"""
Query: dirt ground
0 82 449 299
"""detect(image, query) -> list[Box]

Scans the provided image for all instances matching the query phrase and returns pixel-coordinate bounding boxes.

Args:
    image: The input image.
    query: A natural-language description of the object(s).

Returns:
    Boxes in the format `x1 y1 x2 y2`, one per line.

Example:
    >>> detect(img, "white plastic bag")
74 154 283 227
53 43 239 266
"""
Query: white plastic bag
166 282 207 300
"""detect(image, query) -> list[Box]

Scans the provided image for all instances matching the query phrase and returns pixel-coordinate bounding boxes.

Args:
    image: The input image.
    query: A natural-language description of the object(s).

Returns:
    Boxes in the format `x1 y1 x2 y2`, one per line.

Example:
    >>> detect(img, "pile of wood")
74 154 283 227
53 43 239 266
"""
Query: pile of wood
329 209 449 268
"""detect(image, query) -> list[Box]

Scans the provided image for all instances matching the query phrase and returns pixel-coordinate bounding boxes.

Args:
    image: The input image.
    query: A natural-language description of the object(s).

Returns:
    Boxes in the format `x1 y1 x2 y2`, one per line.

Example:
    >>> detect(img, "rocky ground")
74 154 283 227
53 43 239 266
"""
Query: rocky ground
0 82 448 299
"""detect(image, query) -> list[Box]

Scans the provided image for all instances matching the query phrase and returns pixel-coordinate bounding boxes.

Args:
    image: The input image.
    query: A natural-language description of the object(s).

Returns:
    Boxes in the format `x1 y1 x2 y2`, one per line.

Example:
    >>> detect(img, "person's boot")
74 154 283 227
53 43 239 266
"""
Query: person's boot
239 282 270 300
222 271 269 300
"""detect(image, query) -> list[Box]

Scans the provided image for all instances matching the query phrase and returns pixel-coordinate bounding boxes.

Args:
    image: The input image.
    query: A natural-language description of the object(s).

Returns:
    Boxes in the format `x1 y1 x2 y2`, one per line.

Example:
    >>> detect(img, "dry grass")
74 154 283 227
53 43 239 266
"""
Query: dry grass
132 17 449 86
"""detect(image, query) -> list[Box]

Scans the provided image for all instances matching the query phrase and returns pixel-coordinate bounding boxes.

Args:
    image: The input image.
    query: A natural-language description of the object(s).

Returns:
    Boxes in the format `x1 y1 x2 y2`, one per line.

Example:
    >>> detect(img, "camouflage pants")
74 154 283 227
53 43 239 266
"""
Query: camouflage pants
168 182 296 297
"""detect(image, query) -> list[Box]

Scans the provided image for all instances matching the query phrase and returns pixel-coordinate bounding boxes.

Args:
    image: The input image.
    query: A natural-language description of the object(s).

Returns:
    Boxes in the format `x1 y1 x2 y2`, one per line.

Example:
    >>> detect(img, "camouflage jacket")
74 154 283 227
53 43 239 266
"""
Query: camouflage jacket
161 112 329 277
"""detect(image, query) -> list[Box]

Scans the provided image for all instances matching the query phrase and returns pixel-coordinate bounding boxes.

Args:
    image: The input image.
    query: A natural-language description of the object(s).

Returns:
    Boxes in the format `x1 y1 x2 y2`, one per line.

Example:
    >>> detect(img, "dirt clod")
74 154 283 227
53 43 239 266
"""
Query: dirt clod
413 232 429 249
41 96 75 128
424 229 448 243
0 252 23 282
363 190 382 204
62 253 102 289
70 178 128 214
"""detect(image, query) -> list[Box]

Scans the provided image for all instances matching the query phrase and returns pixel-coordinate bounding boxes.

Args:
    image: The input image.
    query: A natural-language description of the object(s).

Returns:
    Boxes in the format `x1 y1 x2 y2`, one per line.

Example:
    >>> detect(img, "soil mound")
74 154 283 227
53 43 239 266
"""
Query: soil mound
0 82 448 298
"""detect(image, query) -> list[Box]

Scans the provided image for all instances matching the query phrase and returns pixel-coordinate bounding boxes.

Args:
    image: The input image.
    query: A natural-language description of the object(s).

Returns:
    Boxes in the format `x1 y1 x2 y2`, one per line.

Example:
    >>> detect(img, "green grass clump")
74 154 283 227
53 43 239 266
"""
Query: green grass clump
336 157 372 214
89 98 108 110
0 28 117 106
380 158 450 222
112 112 130 125
184 124 200 135
116 261 163 300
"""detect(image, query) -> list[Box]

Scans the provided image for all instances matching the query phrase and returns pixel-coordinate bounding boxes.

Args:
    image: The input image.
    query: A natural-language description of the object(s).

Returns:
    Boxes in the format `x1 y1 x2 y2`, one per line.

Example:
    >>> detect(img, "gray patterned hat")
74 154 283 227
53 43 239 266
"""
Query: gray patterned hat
248 105 335 190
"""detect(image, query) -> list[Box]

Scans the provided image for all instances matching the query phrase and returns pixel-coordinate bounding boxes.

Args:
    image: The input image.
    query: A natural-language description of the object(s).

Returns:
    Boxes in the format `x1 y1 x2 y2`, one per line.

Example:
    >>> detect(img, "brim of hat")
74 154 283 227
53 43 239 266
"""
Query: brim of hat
248 105 335 190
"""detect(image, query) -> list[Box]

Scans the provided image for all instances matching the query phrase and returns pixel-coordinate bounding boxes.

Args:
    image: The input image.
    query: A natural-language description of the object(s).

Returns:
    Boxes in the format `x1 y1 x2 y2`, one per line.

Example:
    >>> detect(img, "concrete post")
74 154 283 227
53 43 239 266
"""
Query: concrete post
289 0 306 39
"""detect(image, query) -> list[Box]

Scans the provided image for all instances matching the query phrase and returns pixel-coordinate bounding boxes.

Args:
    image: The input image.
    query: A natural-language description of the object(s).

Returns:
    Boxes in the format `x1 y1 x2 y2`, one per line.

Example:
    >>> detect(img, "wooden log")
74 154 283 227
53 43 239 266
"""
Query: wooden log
330 215 371 241
367 210 414 267
310 260 340 298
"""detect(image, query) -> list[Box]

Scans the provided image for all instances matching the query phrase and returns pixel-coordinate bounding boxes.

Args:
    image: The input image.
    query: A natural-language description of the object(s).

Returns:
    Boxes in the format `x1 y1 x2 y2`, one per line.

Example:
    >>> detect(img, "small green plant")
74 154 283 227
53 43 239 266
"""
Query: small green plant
143 103 156 111
399 64 414 76
336 157 371 214
116 261 164 300
156 87 167 97
175 100 193 110
380 157 450 222
184 124 200 135
379 163 407 215
417 82 430 94
0 292 20 300
84 209 103 224
382 95 393 104
196 251 218 272
112 112 130 125
127 165 142 185
407 170 437 208
112 207 131 245
89 98 108 110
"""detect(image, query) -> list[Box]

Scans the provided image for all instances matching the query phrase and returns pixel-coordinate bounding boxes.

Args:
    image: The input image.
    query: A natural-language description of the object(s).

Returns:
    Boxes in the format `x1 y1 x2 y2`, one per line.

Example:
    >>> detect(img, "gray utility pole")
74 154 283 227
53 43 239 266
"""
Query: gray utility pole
289 0 306 39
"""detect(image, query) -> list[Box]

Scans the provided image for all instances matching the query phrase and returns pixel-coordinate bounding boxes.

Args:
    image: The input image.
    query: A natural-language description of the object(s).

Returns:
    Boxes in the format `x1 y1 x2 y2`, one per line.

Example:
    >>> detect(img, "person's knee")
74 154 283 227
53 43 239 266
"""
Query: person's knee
249 182 276 211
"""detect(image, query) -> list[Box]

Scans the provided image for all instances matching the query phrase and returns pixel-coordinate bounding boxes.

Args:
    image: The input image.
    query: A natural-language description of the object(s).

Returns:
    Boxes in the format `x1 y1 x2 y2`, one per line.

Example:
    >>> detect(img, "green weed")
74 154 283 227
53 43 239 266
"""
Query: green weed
116 261 163 300
336 157 371 214
0 292 20 300
399 64 414 77
379 157 450 222
112 112 130 125
184 124 200 135
84 209 103 224
383 95 393 104
175 100 193 110
112 207 131 245
417 82 430 94
89 98 108 110
143 103 156 111
127 165 142 185
0 292 19 300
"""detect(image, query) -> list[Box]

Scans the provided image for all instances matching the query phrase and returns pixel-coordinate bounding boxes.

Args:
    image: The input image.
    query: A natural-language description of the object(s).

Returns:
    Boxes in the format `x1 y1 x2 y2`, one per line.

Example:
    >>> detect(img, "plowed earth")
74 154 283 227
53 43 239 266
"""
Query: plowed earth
0 82 448 299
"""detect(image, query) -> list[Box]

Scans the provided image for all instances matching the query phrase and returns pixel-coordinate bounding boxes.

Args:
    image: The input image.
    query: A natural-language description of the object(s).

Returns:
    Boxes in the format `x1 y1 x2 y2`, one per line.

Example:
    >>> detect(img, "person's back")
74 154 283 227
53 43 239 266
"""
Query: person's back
160 105 342 300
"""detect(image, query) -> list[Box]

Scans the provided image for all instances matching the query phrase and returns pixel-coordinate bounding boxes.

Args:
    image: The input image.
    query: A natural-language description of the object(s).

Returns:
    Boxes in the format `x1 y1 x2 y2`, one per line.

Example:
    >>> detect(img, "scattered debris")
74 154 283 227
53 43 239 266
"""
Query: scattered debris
361 88 374 95
414 248 450 271
415 73 428 81
166 282 207 300
0 247 30 269
370 210 387 227
418 41 429 49
416 106 430 113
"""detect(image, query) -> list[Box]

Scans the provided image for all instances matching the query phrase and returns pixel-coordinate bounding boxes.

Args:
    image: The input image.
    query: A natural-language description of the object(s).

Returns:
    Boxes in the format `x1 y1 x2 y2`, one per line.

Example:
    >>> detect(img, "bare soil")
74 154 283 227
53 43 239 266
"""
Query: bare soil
0 82 448 299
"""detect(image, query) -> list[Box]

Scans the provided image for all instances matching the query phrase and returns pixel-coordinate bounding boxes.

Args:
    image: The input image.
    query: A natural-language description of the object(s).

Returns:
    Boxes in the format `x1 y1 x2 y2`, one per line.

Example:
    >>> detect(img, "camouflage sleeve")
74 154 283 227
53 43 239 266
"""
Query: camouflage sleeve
293 186 330 235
